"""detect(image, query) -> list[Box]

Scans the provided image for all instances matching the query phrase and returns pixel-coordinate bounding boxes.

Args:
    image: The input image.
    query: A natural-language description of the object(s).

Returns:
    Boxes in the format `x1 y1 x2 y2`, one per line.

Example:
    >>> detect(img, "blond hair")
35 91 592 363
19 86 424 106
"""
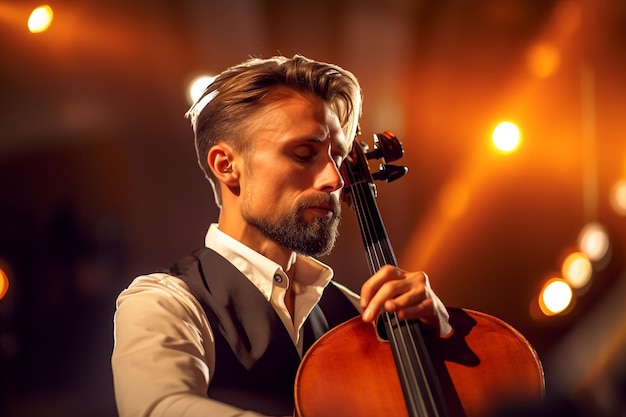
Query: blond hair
186 54 362 207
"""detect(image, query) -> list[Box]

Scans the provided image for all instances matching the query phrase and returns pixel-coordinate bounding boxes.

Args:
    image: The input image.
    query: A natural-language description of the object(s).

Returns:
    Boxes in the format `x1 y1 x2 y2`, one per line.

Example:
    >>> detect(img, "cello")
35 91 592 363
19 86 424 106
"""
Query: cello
294 131 545 417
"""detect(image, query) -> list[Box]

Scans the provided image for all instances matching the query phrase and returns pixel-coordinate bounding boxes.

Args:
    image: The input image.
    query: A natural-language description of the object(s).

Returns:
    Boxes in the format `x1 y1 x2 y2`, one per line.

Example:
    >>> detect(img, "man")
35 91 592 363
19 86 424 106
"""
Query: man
112 54 451 417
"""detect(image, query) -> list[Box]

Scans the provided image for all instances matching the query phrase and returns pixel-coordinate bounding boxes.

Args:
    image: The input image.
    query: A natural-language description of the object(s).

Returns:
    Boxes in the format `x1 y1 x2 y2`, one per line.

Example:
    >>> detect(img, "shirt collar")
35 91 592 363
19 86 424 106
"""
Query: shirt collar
204 224 334 298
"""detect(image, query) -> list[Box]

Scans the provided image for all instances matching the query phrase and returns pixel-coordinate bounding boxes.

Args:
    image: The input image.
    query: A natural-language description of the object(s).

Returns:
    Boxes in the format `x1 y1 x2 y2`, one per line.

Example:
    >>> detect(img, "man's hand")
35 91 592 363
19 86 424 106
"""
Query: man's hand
359 265 442 332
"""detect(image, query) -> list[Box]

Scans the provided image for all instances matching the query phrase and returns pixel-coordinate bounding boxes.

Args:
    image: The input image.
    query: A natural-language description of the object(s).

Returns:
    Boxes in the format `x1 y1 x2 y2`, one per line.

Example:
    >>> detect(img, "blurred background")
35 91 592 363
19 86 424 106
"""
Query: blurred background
1 0 625 416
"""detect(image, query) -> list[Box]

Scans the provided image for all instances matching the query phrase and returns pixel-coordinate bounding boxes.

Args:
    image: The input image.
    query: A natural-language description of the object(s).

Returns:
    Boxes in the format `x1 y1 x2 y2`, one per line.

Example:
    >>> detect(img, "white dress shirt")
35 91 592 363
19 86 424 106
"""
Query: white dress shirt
112 224 450 417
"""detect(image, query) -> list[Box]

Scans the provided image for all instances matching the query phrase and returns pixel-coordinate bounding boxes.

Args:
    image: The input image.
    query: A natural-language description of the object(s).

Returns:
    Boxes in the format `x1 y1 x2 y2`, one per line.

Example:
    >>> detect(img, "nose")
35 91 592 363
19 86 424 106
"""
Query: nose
316 156 344 193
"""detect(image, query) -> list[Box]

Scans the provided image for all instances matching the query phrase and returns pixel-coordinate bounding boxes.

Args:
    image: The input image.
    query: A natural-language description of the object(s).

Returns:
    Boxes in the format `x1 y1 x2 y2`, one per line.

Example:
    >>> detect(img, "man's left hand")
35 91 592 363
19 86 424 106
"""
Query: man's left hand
359 265 441 332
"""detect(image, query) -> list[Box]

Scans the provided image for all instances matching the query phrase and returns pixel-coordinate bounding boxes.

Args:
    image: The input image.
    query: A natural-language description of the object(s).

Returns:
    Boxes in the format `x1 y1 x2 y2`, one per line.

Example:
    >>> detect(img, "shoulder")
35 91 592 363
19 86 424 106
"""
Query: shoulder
119 272 193 299
116 273 207 327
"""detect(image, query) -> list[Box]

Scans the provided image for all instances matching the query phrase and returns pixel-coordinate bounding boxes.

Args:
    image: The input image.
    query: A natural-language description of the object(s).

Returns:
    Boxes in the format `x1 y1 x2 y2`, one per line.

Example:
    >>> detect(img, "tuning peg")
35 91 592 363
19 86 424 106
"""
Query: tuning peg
364 131 405 163
372 164 408 183
364 146 382 161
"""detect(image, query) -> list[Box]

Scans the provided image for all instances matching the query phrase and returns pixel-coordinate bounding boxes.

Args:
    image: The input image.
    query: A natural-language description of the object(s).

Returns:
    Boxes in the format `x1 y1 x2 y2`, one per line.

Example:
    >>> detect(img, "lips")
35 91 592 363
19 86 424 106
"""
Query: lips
314 204 334 212
308 205 334 216
299 194 341 219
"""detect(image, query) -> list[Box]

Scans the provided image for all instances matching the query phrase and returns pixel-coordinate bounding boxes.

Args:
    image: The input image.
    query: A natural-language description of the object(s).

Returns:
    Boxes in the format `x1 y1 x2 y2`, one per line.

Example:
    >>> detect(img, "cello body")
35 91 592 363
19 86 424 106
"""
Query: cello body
295 308 544 417
295 132 545 417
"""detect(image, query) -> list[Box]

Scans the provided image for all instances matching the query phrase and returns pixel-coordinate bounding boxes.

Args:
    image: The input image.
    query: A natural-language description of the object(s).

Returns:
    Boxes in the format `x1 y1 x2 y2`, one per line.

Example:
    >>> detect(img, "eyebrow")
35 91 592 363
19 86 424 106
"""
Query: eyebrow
303 136 350 159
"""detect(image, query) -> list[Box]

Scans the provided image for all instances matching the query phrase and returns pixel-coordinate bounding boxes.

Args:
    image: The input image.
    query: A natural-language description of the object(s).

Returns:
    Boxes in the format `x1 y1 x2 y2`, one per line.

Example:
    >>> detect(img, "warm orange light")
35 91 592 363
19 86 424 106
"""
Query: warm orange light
578 222 610 262
28 5 53 33
609 178 626 216
492 121 521 153
187 75 215 106
527 42 561 78
553 0 582 36
561 251 592 289
0 267 9 300
438 180 470 220
539 277 573 316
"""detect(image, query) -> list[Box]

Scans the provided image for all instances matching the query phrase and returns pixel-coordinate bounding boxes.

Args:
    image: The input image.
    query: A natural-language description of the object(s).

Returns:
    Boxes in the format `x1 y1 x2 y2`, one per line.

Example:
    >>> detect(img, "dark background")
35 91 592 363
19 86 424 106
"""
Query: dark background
1 0 625 416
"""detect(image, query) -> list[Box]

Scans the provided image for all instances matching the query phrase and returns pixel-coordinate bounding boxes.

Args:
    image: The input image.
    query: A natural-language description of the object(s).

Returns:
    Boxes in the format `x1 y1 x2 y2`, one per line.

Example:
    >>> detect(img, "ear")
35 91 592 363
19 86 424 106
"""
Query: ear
207 143 239 187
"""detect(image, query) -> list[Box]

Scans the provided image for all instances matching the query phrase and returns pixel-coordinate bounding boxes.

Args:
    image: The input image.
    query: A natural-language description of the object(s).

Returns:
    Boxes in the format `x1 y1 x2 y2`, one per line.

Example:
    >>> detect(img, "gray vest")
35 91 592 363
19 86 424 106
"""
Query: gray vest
168 247 359 415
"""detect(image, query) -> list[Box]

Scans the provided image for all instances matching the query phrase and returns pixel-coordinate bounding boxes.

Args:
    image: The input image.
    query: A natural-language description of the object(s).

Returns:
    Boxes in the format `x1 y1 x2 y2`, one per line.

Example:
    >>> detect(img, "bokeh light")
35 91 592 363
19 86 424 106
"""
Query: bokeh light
526 42 561 78
539 277 573 316
577 222 610 262
0 266 9 300
28 5 53 33
187 75 215 106
561 251 592 289
609 178 626 216
492 121 521 153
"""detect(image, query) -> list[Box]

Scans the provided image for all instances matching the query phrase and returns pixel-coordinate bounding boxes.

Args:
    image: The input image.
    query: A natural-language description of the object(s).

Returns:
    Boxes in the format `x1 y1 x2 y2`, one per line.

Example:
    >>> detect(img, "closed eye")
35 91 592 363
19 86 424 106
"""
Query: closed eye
292 139 346 166
293 145 316 162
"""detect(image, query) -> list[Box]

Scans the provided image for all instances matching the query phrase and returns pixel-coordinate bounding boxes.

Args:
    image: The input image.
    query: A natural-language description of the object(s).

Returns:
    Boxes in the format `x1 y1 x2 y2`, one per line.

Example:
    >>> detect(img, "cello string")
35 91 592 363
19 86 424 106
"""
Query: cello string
343 159 407 373
351 181 425 415
345 165 430 416
344 157 441 417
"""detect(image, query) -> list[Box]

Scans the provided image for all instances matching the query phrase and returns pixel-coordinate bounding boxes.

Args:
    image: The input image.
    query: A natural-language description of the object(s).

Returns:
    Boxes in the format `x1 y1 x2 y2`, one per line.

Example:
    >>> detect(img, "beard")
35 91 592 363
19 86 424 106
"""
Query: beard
242 193 342 257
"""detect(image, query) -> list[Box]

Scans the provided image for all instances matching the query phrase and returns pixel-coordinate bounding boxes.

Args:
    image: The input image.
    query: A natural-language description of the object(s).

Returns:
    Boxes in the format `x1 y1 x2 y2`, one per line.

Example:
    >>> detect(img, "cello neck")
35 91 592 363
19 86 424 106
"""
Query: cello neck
350 178 398 272
341 132 450 417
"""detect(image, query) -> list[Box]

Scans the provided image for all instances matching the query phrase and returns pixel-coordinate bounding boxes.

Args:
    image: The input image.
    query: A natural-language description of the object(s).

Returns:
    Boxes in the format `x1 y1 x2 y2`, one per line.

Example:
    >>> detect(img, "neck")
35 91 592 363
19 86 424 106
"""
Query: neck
217 224 296 272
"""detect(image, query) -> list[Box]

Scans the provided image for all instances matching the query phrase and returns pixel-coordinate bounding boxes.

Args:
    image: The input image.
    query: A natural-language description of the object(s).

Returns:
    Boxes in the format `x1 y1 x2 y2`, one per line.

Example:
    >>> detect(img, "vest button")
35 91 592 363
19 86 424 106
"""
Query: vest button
273 274 283 283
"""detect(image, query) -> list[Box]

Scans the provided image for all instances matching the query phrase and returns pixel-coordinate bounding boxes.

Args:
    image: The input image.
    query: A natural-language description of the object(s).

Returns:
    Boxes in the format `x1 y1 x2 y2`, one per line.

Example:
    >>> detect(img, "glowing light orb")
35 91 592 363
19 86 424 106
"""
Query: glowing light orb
492 121 521 153
28 5 54 33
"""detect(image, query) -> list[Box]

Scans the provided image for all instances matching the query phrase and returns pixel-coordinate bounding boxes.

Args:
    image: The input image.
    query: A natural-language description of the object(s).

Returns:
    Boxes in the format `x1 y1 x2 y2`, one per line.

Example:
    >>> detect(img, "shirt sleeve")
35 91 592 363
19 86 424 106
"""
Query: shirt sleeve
111 275 267 417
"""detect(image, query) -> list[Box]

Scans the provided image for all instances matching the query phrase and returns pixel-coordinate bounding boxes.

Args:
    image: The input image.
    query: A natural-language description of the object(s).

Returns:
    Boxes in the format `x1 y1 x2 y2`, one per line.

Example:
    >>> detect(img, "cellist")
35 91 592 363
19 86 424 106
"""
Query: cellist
111 54 451 417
